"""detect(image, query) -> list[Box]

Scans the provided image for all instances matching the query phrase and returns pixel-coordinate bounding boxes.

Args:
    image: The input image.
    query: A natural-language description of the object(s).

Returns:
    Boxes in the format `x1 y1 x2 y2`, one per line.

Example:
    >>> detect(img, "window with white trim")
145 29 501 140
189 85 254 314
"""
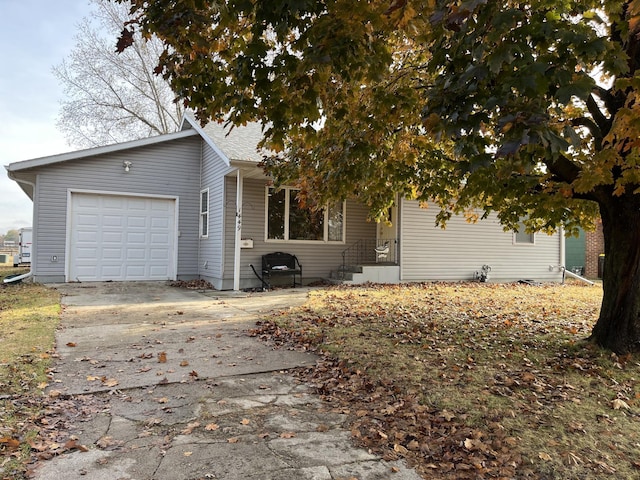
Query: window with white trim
266 187 345 242
200 189 209 238
514 221 534 244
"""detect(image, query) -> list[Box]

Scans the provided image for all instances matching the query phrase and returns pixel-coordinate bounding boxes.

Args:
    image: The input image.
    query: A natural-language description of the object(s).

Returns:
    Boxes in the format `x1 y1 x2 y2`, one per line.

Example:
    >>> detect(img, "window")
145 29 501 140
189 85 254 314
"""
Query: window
514 221 534 244
266 187 344 242
200 189 209 238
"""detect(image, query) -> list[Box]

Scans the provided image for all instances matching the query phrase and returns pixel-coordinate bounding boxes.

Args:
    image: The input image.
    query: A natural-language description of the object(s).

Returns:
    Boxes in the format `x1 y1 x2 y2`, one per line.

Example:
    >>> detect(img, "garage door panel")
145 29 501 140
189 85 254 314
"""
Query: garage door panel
150 233 170 244
126 248 147 260
69 193 176 281
77 214 99 226
75 247 98 259
150 248 170 259
151 216 170 228
127 232 147 244
103 215 124 227
127 216 148 228
102 232 123 243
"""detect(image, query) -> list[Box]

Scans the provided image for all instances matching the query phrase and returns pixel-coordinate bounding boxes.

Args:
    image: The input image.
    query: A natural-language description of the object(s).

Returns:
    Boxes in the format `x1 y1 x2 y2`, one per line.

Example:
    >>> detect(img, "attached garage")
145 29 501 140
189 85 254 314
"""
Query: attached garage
67 192 178 282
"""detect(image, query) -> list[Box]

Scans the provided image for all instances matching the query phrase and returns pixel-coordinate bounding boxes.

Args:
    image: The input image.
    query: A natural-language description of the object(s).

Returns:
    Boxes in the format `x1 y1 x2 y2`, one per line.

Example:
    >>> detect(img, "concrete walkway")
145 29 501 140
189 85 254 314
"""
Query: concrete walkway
33 282 422 480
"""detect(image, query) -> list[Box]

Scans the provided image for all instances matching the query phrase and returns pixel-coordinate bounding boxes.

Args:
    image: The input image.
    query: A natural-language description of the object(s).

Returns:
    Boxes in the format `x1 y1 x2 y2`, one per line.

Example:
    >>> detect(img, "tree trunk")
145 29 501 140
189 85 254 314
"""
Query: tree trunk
590 197 640 353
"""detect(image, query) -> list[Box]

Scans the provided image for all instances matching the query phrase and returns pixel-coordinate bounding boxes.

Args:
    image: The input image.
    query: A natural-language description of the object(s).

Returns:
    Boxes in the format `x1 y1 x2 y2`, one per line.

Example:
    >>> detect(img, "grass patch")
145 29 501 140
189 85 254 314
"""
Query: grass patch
262 282 640 479
0 267 60 479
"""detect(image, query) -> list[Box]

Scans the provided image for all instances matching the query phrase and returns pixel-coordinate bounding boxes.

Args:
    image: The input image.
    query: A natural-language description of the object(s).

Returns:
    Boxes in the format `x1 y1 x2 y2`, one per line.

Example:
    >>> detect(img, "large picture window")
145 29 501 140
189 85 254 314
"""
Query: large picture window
266 187 344 242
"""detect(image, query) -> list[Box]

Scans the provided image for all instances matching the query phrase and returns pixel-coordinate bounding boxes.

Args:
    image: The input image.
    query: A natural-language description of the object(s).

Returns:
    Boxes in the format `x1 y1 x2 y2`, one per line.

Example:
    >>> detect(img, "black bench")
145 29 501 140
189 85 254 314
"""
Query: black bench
261 252 302 288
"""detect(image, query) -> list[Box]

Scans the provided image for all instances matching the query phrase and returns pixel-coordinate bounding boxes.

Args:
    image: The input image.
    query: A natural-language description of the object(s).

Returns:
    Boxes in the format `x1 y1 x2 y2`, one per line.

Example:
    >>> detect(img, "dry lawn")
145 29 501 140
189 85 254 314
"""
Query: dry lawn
259 282 640 479
0 267 60 479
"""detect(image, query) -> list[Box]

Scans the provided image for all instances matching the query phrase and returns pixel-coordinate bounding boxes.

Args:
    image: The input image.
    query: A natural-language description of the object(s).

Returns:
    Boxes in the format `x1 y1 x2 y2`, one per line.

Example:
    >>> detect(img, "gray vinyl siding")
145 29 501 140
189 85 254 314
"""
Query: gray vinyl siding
26 137 202 282
400 199 563 282
220 177 376 289
198 143 235 285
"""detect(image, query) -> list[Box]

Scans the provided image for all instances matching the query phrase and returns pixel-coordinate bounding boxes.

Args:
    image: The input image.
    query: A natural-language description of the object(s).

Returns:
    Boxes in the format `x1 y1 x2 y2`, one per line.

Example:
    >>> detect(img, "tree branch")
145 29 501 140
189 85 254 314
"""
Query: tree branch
571 116 603 150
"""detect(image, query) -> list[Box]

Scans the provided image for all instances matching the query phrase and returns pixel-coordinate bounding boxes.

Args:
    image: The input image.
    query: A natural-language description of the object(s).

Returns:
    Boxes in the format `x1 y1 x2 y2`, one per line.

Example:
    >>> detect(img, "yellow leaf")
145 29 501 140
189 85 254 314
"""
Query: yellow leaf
612 399 630 410
183 451 193 456
102 378 119 387
241 418 250 425
440 410 455 421
181 422 200 434
393 443 409 455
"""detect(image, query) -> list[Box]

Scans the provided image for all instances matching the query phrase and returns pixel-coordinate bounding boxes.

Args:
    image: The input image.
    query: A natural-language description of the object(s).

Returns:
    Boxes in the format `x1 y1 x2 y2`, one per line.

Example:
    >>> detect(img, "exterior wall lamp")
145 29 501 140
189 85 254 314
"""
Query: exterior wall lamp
123 161 132 172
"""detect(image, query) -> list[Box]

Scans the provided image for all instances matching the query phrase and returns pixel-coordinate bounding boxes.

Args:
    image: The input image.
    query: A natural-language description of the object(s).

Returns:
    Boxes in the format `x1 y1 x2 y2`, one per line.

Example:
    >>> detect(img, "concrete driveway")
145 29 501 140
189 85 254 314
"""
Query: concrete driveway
33 282 421 480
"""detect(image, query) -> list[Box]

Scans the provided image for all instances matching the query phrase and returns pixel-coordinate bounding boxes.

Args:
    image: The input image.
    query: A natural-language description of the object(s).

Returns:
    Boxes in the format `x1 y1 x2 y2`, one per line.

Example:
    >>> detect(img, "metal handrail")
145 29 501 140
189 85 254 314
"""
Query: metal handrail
339 238 398 280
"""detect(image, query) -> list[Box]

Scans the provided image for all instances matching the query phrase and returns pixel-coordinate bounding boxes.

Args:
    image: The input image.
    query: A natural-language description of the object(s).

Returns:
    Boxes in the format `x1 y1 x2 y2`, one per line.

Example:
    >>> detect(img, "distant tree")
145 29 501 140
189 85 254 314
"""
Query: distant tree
4 230 18 243
119 0 640 353
54 0 183 148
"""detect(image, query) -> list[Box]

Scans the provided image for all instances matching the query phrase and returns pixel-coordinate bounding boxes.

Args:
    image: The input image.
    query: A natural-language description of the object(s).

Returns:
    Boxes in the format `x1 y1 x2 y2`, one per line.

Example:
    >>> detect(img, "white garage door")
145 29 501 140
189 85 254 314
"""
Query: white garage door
68 193 176 281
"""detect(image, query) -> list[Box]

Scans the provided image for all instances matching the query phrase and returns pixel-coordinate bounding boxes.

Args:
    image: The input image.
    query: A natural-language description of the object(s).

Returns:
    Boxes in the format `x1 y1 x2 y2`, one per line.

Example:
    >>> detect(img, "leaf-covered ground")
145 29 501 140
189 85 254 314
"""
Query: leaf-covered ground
253 282 640 479
0 269 64 479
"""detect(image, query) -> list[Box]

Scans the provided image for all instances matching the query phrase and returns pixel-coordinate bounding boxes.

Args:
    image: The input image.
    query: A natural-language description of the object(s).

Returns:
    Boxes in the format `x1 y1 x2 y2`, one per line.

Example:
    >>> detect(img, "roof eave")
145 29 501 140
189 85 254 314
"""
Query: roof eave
5 129 200 172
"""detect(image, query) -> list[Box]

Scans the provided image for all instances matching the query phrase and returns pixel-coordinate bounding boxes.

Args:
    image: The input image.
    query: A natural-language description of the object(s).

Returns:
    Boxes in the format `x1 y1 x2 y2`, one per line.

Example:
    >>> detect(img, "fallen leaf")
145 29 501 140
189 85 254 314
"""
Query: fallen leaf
227 437 239 443
205 423 219 431
101 378 119 387
280 432 297 439
64 439 89 452
183 451 192 456
181 422 200 434
440 410 455 421
0 437 21 451
157 397 169 404
241 418 250 425
539 452 552 461
158 352 167 363
66 342 77 347
394 443 409 455
180 360 189 367
612 399 630 410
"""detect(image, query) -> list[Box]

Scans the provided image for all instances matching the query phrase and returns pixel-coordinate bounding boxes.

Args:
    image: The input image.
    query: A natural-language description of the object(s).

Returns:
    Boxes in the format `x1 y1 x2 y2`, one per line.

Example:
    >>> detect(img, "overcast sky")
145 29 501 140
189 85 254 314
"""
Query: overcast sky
0 0 95 234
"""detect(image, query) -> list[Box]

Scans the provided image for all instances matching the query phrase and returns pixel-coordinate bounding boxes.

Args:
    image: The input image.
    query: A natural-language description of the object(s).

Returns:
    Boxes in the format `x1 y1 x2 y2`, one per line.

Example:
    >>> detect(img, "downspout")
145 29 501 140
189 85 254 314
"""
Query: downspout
5 171 35 284
233 169 243 291
3 271 33 284
559 225 566 270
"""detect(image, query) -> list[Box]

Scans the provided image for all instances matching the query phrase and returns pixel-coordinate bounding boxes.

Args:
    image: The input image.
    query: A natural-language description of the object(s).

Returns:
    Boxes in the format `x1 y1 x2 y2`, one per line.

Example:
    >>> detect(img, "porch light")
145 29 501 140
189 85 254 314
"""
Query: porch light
123 161 132 172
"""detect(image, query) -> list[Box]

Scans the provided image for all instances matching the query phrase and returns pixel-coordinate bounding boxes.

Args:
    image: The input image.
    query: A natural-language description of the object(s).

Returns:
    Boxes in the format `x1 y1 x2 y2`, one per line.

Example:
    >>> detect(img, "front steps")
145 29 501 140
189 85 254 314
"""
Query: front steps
329 263 400 285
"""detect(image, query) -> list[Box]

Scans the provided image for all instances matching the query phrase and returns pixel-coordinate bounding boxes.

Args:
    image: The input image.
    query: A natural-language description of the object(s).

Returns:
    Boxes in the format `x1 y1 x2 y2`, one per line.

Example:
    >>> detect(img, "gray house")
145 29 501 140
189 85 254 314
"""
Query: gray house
5 114 564 289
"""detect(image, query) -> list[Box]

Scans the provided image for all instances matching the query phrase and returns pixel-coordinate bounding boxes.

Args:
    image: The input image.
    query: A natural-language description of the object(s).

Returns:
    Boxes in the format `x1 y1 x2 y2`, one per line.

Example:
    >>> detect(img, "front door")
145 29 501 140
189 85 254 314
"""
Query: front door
376 205 397 263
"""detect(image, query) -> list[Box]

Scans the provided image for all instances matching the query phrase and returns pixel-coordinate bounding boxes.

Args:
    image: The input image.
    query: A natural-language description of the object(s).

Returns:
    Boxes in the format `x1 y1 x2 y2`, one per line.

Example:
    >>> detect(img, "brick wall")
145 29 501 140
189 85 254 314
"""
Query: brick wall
585 219 605 278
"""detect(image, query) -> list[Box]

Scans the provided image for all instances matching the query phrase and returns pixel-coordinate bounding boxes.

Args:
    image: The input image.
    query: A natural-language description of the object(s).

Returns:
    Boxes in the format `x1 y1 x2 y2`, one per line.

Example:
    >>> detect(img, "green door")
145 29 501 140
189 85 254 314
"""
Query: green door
565 228 586 275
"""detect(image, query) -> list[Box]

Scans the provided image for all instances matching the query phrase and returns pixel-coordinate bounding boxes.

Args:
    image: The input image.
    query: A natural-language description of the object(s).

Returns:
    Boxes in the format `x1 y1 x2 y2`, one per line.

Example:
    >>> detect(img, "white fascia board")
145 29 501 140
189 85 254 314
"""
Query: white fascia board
5 129 199 172
181 114 231 166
